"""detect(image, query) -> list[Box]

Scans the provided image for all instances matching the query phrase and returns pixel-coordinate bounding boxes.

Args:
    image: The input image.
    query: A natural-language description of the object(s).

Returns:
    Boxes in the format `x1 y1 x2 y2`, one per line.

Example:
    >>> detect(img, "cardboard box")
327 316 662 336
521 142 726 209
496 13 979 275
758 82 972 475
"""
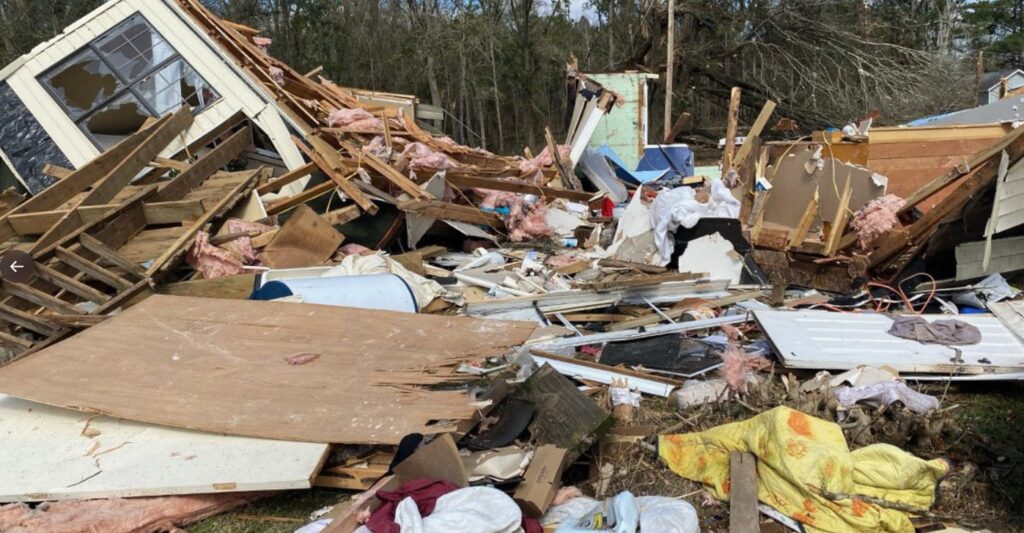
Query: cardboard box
514 445 569 517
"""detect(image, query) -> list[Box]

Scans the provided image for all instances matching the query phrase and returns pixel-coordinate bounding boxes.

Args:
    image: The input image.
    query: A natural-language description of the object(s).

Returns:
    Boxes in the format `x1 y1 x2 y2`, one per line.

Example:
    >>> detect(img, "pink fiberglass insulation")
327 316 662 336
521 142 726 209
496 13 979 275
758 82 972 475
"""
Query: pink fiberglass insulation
268 66 285 86
476 190 553 242
219 218 275 264
719 324 750 394
327 108 384 132
252 36 272 52
0 493 264 533
186 231 245 279
363 136 393 160
398 142 457 172
517 145 572 183
850 194 906 250
339 243 375 256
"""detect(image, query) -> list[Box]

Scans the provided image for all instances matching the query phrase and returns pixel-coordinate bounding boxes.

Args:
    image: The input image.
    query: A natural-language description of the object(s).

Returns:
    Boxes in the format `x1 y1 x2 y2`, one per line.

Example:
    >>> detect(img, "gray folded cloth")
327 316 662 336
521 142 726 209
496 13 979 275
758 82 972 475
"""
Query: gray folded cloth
887 316 982 346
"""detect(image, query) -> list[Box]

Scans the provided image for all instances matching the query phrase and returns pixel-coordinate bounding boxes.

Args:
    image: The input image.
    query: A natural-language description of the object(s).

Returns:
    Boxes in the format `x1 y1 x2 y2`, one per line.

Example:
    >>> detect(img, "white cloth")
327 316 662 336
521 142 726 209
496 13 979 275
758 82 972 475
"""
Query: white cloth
834 381 940 415
324 252 445 309
650 180 740 265
545 493 699 533
395 486 524 533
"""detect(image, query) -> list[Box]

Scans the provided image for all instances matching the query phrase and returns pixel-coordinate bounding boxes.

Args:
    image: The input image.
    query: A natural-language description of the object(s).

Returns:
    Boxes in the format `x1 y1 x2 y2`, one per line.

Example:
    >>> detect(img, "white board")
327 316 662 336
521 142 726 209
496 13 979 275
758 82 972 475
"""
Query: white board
0 395 328 502
754 310 1024 375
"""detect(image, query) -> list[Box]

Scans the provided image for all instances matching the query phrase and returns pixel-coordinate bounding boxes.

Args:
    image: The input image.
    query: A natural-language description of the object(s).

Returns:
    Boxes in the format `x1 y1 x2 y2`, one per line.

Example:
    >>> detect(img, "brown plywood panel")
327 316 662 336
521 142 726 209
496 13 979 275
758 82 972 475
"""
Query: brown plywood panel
0 295 537 444
869 138 1000 160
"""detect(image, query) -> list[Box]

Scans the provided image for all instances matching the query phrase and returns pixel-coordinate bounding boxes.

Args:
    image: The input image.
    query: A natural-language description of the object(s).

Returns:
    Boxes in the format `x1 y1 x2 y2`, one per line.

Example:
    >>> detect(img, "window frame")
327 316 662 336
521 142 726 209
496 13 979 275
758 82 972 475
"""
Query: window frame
37 13 221 148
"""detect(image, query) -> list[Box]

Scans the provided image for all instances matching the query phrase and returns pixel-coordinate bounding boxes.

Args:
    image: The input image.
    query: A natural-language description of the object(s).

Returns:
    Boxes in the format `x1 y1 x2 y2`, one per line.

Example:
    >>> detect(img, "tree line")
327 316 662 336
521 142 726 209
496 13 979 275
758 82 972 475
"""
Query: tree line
2 0 1024 153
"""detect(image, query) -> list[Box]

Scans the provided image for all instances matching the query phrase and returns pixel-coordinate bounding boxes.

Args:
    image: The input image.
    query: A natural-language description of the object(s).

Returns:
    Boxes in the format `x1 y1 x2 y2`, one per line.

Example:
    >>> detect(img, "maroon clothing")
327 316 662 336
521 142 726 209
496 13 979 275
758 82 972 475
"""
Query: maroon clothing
365 478 459 533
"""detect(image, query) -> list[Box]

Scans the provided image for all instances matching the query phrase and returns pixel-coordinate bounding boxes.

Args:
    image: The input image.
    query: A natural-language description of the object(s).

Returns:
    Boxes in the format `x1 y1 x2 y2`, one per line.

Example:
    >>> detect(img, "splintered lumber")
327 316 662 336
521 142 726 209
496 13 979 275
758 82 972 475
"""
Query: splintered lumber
337 139 429 199
0 394 328 501
733 100 777 167
0 295 538 444
398 199 505 229
729 452 759 533
722 87 742 174
156 274 259 300
545 127 582 191
255 162 318 196
445 175 596 203
296 136 377 214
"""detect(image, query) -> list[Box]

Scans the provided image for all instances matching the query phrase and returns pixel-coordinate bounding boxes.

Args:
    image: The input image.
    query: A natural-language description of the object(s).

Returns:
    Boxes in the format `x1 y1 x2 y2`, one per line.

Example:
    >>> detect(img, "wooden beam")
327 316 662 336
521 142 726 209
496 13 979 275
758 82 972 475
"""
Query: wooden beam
34 263 110 305
54 247 133 291
733 100 776 167
729 452 759 533
337 138 429 199
398 199 504 229
78 234 147 279
0 303 60 337
266 181 338 216
296 136 378 214
446 174 597 203
664 111 690 144
3 282 80 315
663 0 676 142
41 164 73 180
788 190 818 249
153 127 251 202
322 205 362 226
722 87 741 175
255 162 318 196
824 176 853 256
146 169 264 276
545 127 582 191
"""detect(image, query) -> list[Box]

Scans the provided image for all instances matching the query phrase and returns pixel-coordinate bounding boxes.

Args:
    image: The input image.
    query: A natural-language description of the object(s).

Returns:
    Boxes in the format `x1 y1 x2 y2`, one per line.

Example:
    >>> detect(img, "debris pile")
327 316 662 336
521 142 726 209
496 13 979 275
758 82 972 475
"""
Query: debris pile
0 1 1021 532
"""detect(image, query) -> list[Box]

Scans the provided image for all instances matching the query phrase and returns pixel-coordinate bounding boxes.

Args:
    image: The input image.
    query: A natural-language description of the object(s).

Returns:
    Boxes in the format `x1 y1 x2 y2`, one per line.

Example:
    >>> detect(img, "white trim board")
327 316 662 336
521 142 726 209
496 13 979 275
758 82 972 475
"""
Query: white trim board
0 394 327 502
754 309 1024 375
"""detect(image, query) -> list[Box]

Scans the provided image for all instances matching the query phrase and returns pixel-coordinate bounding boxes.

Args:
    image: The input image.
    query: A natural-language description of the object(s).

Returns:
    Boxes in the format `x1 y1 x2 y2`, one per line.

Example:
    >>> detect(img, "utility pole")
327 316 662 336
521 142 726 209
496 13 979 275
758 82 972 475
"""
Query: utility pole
663 0 675 141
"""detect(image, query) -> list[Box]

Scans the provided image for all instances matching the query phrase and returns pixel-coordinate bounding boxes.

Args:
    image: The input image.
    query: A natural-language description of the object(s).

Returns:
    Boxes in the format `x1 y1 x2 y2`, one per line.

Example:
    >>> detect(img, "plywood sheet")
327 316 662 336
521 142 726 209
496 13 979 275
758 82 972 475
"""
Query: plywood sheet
755 309 1024 374
0 394 327 502
0 295 537 444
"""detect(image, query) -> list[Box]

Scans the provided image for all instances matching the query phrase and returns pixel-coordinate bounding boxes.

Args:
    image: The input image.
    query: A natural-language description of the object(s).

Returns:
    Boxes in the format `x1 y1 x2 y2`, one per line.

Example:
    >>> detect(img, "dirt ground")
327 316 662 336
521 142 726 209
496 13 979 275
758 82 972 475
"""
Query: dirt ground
189 379 1024 533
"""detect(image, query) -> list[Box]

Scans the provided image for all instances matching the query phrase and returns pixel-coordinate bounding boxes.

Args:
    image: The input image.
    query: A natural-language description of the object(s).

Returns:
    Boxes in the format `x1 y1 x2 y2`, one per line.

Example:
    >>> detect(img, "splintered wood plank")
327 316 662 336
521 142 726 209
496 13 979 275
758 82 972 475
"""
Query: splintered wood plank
153 127 251 202
117 227 190 264
266 181 338 215
41 164 73 180
729 452 759 533
79 234 147 279
733 100 776 167
445 174 596 203
545 127 582 191
255 162 318 196
0 295 538 444
0 304 60 337
0 394 328 501
54 248 132 291
146 169 263 276
337 138 428 199
322 205 361 226
722 87 741 174
296 136 377 214
788 190 819 249
824 175 853 256
3 283 80 315
398 199 504 229
34 264 110 305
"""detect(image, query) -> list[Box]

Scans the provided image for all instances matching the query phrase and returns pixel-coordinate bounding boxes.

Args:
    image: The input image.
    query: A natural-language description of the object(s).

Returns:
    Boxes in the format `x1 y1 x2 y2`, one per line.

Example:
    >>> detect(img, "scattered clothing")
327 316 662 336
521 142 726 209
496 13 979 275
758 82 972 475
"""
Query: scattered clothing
834 381 940 415
650 180 740 265
887 316 982 346
659 406 949 533
366 478 460 533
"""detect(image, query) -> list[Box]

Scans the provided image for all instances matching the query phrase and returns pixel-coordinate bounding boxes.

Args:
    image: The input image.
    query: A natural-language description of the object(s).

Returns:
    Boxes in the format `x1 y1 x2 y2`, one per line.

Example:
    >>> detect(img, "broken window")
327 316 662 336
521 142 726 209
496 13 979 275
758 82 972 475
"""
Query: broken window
39 13 220 149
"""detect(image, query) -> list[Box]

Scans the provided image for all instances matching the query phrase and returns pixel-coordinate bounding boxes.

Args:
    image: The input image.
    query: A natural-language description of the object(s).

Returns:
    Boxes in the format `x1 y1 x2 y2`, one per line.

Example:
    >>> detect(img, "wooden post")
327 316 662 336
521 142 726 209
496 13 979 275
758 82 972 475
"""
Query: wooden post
663 0 676 141
729 452 759 533
722 87 741 177
975 51 984 106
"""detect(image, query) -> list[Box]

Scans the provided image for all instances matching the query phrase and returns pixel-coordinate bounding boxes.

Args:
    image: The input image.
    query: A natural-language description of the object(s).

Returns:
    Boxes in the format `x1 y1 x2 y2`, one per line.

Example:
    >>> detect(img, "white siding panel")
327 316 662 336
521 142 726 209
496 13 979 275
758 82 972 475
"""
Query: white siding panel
755 309 1024 375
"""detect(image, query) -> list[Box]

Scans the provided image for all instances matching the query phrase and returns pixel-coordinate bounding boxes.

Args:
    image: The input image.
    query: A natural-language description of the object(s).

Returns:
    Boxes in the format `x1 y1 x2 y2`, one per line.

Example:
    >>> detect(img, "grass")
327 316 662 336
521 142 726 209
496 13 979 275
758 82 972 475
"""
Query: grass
188 382 1024 532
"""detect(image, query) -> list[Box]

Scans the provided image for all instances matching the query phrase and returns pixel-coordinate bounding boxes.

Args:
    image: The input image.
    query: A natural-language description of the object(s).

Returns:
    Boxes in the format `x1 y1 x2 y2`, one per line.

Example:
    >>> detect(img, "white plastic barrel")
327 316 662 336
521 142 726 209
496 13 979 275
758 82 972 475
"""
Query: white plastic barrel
252 271 418 313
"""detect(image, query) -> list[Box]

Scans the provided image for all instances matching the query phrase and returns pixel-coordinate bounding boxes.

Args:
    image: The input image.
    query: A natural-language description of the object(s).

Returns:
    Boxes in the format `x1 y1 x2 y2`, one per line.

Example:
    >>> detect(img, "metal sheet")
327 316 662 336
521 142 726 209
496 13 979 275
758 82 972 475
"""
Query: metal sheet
989 299 1024 341
754 309 1024 374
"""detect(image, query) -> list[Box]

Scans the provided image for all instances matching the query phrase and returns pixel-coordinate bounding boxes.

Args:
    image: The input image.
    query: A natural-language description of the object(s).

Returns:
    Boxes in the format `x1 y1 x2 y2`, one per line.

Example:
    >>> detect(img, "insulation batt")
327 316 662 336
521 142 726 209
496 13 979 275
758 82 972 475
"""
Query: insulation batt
327 108 384 132
476 190 553 241
850 194 906 250
399 142 457 172
186 231 244 279
517 145 571 183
